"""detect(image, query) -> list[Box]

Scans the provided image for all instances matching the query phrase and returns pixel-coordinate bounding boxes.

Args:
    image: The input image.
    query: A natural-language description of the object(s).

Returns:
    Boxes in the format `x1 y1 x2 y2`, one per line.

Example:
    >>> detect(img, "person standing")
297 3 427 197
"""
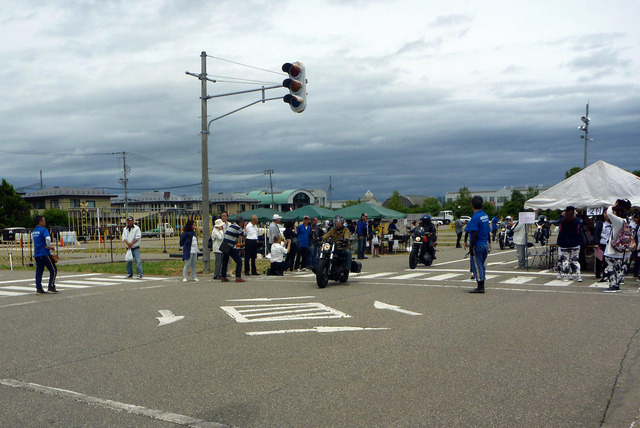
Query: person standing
602 199 633 292
179 220 199 282
593 213 611 281
220 216 245 283
122 215 143 279
219 211 231 231
491 215 499 242
32 215 58 294
283 220 298 273
357 213 368 259
553 206 582 282
244 215 260 276
372 219 382 257
454 214 464 248
388 219 399 253
211 219 225 280
295 216 311 271
508 217 527 268
308 217 322 269
268 214 282 252
268 235 291 276
465 196 491 294
633 213 640 280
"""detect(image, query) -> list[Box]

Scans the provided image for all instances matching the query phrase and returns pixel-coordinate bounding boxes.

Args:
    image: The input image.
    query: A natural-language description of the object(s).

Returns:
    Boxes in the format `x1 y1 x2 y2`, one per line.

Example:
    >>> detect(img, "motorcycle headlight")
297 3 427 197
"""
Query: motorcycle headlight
323 243 331 251
415 237 421 242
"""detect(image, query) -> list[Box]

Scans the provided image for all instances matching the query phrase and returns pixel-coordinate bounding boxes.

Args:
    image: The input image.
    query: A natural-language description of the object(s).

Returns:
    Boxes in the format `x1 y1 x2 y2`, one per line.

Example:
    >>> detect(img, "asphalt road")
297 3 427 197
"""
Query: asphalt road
1 246 639 427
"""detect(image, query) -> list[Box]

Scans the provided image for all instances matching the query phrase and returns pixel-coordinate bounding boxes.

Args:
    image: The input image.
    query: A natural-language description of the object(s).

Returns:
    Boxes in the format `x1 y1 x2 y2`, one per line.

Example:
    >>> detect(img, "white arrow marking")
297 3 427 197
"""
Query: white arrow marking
374 301 422 316
156 310 184 326
246 326 389 336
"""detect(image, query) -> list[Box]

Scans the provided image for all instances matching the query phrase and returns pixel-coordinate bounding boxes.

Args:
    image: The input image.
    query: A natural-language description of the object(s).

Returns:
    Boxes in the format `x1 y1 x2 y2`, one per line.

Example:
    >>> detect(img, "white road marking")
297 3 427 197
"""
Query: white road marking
461 274 498 283
422 273 462 281
246 326 389 336
374 301 422 316
0 273 99 284
1 286 39 292
500 276 535 285
295 273 316 278
58 280 120 286
226 296 316 302
543 279 569 286
0 290 27 296
221 303 351 323
391 273 428 280
0 378 227 427
357 272 395 279
156 310 185 326
53 283 92 289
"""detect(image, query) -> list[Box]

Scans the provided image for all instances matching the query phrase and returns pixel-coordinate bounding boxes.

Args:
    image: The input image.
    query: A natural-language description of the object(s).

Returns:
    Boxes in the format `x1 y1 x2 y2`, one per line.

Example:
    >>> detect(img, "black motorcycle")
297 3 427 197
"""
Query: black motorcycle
316 239 362 288
498 224 515 250
408 226 437 269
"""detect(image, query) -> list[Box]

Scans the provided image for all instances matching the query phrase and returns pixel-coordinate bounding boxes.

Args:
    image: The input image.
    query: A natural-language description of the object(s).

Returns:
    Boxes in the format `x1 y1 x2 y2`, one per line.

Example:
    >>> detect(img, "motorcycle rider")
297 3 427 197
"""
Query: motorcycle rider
419 214 437 262
322 215 352 272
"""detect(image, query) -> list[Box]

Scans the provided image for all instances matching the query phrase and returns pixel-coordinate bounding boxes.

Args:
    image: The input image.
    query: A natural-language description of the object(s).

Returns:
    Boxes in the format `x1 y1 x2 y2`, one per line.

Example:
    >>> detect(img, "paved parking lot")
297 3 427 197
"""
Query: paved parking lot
1 247 639 427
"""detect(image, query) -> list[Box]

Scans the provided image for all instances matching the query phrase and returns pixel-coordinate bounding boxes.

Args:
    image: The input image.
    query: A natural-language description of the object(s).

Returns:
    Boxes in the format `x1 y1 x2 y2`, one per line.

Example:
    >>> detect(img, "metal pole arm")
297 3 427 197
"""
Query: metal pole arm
205 85 281 99
207 96 283 128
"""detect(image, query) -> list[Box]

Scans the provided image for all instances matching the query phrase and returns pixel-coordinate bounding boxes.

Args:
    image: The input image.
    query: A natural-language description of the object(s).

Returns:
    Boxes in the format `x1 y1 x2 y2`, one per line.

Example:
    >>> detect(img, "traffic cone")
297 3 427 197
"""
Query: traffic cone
60 236 64 247
99 235 103 244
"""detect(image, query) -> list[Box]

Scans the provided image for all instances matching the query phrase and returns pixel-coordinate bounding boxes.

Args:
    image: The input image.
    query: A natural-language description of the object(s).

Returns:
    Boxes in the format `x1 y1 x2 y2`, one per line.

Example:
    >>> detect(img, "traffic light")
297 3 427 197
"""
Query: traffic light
282 62 306 113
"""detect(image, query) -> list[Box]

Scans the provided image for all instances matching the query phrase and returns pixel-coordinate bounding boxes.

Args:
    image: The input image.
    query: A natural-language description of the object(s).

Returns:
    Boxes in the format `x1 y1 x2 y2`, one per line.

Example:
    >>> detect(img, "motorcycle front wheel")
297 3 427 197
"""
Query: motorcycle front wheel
316 259 329 288
409 247 419 269
499 236 505 250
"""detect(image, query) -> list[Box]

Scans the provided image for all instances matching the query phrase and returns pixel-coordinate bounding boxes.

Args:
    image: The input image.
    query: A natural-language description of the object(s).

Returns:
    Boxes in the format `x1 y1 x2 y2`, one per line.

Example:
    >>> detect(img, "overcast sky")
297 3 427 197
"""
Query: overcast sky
1 0 639 202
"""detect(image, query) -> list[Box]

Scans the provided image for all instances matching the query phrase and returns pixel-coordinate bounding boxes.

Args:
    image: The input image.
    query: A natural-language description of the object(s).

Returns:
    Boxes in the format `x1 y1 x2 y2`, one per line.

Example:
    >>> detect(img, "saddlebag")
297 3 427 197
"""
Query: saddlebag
350 260 362 273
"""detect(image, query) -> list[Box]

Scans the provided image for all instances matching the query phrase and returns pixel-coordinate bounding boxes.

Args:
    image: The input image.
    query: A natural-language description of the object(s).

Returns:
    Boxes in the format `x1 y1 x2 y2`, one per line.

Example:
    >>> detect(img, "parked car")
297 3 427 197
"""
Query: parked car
142 223 174 238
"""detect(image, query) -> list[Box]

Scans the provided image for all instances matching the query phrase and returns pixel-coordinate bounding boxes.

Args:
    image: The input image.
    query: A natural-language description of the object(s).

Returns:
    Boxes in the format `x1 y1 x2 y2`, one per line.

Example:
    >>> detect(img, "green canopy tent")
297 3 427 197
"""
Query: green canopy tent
235 207 283 223
281 205 336 221
334 202 407 221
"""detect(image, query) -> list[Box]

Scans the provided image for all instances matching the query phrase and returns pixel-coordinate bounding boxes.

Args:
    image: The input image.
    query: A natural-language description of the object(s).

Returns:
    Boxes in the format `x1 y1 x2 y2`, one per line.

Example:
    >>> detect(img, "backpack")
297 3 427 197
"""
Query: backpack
611 222 637 252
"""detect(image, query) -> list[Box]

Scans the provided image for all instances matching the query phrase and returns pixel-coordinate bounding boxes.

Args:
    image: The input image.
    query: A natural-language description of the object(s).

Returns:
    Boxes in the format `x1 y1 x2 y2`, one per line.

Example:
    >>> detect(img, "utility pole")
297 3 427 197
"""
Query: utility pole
264 169 274 208
200 51 212 273
329 176 333 209
118 151 130 215
579 103 590 169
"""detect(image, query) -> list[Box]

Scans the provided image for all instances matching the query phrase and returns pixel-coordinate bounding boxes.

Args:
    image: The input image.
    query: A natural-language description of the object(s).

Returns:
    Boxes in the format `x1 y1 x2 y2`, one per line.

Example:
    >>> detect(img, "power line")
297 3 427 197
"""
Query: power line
206 55 282 76
0 150 112 157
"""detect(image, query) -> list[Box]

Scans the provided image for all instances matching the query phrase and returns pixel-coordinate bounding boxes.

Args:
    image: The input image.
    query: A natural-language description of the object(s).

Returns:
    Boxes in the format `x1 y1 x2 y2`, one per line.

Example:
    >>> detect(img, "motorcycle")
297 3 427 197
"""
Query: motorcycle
533 221 550 245
498 223 515 250
315 239 362 288
408 226 437 269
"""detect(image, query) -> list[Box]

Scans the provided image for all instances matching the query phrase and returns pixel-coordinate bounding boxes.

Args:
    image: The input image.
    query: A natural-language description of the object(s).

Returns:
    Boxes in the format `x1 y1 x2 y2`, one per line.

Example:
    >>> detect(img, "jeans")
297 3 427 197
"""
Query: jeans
183 253 197 279
515 244 526 267
221 248 242 278
357 236 365 259
308 244 318 268
456 232 462 247
126 247 143 277
294 247 309 270
469 242 489 282
341 248 352 271
213 252 223 278
35 255 57 290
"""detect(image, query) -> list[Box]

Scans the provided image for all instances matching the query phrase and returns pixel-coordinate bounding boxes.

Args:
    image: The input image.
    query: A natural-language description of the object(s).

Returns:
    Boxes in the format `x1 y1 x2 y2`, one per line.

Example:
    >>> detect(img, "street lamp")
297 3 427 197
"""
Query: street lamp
578 103 592 169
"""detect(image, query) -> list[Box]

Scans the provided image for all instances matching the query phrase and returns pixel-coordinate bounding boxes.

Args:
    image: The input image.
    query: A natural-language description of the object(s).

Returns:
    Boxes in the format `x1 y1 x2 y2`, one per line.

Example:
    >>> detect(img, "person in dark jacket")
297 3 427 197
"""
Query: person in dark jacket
283 220 298 273
179 220 199 282
593 213 611 281
553 206 583 282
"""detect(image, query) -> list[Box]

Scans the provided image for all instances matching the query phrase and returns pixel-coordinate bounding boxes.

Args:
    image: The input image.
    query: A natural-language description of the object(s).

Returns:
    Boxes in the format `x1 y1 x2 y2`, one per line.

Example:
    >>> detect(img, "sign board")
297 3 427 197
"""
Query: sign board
587 207 604 216
518 212 536 224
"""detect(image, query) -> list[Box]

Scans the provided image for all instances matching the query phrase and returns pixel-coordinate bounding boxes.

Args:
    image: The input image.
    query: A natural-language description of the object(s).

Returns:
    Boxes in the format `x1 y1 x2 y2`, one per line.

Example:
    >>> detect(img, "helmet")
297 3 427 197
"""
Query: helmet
334 215 344 225
505 216 512 221
538 215 546 222
421 214 431 221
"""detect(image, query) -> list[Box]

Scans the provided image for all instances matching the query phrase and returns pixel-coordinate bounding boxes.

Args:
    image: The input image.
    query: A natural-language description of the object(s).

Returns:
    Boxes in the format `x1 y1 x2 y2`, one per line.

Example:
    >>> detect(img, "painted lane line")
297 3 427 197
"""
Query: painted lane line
295 273 316 278
589 282 611 289
431 249 516 266
422 273 462 281
57 280 120 286
246 326 389 336
52 283 92 289
374 301 422 316
226 296 316 302
543 279 570 286
357 272 396 279
0 378 228 427
1 286 40 292
221 302 351 323
391 273 428 280
404 267 561 277
0 273 100 285
461 274 498 283
500 276 535 285
0 290 29 296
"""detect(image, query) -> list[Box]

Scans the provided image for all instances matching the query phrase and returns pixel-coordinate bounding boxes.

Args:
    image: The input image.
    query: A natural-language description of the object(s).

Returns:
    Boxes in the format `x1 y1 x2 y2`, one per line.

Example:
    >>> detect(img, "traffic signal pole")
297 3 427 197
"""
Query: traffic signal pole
186 52 304 273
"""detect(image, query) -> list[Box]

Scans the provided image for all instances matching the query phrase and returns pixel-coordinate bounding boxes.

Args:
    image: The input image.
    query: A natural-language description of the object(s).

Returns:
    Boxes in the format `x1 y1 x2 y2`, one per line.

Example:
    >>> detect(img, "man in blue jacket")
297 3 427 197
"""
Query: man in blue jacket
465 196 491 294
295 216 311 270
357 213 368 259
32 215 58 294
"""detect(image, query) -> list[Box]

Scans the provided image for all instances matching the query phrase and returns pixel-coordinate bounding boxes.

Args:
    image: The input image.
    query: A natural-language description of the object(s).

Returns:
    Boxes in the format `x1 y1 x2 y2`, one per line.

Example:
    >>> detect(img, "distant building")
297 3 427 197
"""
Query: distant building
382 194 433 209
23 187 117 213
245 189 315 212
445 185 548 210
110 191 259 215
362 190 381 206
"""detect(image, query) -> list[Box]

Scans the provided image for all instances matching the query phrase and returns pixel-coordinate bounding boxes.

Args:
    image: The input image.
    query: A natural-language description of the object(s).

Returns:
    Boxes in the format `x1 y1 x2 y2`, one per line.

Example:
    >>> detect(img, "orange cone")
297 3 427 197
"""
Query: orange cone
60 236 64 247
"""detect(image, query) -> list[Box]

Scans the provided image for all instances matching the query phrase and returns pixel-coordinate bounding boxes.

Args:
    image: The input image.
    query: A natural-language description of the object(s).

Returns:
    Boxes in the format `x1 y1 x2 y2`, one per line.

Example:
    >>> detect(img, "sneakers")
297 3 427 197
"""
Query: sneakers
36 288 47 294
136 275 143 280
556 273 562 280
193 278 199 282
577 276 582 283
235 278 246 283
569 275 574 281
469 288 485 294
602 286 621 293
125 274 133 279
183 278 188 283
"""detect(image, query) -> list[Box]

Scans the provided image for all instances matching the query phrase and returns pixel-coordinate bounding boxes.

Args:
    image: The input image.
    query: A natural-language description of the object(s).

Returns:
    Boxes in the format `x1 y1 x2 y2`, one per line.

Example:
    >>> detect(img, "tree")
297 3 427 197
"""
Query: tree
631 170 640 177
444 187 473 216
0 179 32 229
385 191 408 213
42 208 68 227
500 190 528 218
565 167 582 179
420 197 442 216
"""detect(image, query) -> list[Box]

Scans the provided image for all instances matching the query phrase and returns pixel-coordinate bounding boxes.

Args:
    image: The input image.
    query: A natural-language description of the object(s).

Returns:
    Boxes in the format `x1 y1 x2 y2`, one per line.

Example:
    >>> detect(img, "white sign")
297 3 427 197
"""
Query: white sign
587 207 604 216
518 212 536 224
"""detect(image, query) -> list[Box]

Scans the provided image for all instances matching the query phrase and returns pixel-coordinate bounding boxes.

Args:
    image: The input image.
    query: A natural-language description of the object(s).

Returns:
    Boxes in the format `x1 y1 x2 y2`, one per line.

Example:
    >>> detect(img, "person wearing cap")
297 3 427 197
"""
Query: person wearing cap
323 215 352 272
356 213 368 259
552 206 583 282
268 213 282 252
295 215 311 271
211 218 225 279
122 215 143 279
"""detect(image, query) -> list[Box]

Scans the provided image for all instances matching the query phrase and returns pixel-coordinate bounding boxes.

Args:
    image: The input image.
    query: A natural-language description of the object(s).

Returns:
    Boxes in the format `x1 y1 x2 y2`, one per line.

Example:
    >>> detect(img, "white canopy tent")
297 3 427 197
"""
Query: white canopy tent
524 160 640 211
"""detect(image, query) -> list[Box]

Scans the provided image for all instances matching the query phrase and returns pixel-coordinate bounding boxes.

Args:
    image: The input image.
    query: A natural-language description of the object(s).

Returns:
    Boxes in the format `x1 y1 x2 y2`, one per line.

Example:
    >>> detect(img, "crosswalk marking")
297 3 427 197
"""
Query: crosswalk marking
543 279 570 286
500 276 534 285
0 290 26 296
392 273 428 280
357 272 395 279
422 273 462 281
2 286 39 292
57 280 120 286
221 302 351 323
53 283 92 289
462 274 498 283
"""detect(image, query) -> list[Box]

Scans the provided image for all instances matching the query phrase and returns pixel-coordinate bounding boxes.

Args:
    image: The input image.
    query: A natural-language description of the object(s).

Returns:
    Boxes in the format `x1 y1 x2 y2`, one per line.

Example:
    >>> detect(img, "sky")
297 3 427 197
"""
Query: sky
1 0 639 203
